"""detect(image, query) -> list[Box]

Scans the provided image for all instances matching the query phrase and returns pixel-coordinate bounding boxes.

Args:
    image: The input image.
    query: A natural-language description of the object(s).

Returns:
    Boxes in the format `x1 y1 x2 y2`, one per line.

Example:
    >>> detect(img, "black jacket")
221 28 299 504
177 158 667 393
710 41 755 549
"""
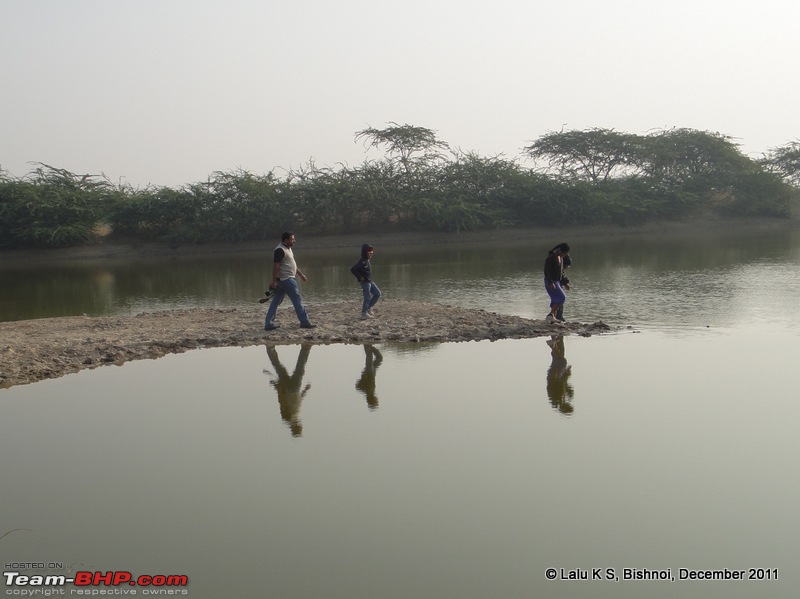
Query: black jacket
351 244 373 282
544 252 562 285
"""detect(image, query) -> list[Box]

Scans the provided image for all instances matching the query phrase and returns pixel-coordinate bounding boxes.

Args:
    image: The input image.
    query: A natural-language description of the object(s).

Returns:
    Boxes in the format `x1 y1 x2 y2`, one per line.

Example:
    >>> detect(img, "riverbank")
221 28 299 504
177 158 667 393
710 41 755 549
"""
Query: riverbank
0 299 613 389
1 216 797 264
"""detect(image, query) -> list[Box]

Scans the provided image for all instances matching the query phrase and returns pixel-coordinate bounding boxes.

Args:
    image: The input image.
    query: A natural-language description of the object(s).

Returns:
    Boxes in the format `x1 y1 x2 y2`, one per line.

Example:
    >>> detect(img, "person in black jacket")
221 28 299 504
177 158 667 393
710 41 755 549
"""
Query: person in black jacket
351 244 382 320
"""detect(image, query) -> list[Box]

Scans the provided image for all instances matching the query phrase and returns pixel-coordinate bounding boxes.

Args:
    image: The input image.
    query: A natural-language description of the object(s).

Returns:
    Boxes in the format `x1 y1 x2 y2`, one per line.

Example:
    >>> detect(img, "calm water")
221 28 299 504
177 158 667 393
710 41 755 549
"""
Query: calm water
2 227 800 331
2 226 800 598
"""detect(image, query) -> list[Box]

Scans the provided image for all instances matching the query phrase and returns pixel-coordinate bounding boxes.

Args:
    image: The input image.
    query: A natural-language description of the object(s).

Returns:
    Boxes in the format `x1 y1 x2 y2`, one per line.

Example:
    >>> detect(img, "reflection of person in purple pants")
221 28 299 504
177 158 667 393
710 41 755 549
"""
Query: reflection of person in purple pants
264 232 316 330
546 335 574 415
544 243 570 324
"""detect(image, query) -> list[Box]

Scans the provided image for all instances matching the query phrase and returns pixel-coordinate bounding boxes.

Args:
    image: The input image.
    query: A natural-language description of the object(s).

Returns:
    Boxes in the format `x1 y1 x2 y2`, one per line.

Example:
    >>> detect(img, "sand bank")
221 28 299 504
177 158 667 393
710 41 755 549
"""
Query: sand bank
0 299 613 389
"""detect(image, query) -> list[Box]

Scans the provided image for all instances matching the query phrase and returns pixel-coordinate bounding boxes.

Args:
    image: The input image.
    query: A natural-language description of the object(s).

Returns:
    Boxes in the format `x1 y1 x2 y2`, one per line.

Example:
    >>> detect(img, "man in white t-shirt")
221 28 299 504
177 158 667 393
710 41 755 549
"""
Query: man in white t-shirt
264 232 316 330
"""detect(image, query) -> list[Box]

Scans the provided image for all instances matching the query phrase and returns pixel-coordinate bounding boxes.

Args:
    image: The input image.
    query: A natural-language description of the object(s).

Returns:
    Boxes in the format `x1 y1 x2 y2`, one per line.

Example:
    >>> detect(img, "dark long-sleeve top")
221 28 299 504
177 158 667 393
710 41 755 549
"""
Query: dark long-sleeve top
351 244 373 282
544 253 563 285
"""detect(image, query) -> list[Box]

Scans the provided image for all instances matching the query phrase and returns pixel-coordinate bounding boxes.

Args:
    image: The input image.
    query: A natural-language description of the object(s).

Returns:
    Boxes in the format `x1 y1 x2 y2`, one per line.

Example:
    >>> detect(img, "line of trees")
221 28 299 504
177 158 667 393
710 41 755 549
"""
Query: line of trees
1 126 798 249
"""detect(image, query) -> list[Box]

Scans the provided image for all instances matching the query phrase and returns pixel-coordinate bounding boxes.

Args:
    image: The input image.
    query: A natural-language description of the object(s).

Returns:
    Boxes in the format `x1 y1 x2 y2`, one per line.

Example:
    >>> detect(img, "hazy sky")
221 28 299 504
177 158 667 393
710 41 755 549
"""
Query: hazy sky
2 0 797 188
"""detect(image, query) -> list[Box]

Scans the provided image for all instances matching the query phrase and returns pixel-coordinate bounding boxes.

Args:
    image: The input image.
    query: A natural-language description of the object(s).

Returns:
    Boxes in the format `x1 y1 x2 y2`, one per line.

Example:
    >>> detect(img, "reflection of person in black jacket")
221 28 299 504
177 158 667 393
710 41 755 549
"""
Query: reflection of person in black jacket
351 244 382 320
266 344 312 437
355 344 383 410
546 335 574 415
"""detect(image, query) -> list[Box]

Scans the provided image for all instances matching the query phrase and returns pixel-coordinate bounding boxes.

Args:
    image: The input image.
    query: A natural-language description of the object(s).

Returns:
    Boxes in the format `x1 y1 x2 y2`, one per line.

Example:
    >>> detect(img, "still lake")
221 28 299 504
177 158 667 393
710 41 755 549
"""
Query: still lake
2 225 799 598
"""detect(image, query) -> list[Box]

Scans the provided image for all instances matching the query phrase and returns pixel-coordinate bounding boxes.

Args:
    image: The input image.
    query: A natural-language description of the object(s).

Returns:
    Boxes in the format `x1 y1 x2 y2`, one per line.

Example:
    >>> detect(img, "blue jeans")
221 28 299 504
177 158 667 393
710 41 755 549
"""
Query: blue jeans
265 278 311 327
361 281 382 314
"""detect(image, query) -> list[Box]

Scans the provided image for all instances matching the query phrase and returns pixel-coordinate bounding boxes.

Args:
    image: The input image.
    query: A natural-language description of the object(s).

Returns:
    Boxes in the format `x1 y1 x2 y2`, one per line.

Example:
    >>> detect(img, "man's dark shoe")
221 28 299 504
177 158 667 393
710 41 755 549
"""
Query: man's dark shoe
264 324 279 331
300 323 317 329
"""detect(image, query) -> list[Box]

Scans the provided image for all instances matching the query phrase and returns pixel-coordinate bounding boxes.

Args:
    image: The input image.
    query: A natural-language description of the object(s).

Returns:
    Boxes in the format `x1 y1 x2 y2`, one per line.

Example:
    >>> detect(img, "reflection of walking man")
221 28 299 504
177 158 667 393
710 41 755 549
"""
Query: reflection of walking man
546 335 574 415
266 344 312 437
355 344 383 410
264 232 316 330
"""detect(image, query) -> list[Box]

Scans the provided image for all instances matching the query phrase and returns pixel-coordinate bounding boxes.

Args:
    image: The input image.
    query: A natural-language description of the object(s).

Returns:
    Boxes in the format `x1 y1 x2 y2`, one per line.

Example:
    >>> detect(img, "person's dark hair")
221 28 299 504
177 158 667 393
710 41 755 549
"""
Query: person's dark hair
548 242 570 254
281 231 294 242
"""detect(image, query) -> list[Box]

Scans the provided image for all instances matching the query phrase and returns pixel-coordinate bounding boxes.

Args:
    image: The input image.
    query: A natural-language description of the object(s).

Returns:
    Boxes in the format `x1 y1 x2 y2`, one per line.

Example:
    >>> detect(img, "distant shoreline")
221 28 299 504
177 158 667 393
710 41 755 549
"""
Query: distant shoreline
1 216 797 265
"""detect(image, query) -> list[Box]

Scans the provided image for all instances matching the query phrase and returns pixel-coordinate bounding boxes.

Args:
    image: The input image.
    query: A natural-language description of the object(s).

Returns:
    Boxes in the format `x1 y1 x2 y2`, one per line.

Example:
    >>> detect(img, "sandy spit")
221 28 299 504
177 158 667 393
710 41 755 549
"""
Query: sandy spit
0 299 613 389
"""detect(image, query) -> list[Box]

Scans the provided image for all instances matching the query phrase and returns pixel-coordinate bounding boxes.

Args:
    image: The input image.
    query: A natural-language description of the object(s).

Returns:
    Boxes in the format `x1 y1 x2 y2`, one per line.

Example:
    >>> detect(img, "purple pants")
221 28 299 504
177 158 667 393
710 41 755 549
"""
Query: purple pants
545 279 566 306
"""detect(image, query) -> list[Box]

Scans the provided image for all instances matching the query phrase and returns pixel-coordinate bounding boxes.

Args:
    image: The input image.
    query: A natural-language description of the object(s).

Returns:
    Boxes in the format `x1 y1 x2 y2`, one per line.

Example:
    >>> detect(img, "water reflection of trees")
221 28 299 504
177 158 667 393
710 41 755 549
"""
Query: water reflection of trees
265 344 312 437
546 335 574 415
380 341 440 356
